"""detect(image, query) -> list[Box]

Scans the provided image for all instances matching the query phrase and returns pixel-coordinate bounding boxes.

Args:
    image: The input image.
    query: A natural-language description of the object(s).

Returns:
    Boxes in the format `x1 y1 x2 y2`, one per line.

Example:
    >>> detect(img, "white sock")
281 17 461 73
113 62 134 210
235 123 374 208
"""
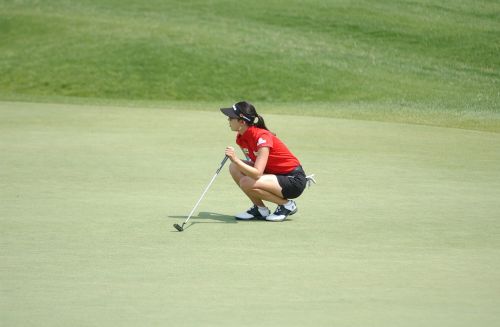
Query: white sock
284 200 295 210
258 206 269 214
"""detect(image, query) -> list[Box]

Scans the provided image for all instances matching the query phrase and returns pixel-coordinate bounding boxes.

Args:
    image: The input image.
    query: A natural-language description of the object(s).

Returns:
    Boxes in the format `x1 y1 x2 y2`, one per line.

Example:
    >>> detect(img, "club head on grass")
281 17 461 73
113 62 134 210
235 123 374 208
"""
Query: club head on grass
173 223 184 232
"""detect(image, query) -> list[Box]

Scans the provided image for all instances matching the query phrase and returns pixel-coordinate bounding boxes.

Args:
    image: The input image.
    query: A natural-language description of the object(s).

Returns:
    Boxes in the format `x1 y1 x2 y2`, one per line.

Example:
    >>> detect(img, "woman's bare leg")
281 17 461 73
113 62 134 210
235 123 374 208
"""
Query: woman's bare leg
239 175 287 206
229 162 286 206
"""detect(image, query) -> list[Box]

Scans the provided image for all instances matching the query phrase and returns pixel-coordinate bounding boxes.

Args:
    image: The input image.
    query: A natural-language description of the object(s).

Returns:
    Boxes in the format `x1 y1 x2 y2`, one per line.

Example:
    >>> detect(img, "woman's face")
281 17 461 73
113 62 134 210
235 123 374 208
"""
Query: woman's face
228 117 242 131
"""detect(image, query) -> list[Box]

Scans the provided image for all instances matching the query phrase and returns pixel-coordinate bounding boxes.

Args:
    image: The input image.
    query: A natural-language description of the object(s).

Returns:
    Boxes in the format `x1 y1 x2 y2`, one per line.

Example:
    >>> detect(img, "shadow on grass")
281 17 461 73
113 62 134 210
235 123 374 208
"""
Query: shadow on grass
168 211 238 231
168 211 290 231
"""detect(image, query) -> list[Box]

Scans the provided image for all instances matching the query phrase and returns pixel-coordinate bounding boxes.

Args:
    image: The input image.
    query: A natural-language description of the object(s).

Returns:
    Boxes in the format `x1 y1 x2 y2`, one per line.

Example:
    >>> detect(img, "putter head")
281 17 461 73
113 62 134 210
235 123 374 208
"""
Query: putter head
173 223 184 232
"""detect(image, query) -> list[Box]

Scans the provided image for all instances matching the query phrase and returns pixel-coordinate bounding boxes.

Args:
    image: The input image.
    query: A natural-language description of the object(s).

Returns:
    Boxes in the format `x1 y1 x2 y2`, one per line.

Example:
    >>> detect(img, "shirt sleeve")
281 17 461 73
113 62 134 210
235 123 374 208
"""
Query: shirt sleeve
256 132 273 149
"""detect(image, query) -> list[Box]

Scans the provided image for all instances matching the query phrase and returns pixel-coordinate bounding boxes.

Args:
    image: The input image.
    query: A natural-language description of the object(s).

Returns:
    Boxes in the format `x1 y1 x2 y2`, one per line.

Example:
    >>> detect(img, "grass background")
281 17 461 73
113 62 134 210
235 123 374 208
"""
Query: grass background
1 0 500 326
1 0 499 131
1 101 500 326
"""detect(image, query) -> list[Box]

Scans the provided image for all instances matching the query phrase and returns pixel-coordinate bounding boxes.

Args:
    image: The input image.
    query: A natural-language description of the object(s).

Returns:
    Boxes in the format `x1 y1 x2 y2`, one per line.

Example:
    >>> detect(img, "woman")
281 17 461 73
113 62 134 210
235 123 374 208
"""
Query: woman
220 101 311 222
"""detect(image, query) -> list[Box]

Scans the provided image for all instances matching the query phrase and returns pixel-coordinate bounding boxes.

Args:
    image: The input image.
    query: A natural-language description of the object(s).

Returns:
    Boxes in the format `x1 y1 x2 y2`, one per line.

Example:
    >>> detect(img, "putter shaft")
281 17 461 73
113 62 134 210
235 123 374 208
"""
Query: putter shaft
174 156 229 231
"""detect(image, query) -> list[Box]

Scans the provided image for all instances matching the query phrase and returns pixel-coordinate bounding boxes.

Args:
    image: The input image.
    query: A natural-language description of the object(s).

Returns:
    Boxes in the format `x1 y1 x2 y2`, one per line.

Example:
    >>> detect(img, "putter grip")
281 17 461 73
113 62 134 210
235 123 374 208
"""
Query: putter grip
216 155 230 174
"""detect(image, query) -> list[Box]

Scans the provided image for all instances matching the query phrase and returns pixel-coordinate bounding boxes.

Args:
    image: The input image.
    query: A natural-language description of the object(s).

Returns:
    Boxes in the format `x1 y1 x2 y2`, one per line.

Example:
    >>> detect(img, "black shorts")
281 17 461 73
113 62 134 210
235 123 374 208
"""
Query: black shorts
276 166 307 199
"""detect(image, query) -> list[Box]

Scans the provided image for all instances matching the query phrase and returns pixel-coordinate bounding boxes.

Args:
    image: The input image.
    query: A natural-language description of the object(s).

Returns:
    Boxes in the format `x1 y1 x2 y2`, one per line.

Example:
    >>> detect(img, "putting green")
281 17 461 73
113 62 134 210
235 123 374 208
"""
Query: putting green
1 101 499 326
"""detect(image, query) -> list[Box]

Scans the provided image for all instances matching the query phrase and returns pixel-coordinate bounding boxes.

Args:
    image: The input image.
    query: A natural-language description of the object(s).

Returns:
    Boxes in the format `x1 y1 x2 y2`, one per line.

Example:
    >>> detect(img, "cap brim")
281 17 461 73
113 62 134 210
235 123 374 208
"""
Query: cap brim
220 107 239 118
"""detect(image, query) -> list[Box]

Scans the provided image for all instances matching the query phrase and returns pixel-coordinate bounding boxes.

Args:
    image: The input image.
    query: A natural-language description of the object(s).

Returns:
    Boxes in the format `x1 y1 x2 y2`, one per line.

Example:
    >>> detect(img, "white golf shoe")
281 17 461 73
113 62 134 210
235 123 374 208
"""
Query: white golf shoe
266 200 298 222
235 205 271 220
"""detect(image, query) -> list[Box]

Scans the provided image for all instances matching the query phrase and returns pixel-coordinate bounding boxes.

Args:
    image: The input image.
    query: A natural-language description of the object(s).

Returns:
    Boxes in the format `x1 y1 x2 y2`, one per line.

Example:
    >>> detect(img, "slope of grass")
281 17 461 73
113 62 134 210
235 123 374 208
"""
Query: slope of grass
1 0 498 114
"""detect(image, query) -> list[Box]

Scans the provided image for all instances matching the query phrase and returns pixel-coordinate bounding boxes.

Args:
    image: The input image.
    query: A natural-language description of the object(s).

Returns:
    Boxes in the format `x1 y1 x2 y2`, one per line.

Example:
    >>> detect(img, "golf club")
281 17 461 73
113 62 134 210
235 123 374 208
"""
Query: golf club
174 155 229 232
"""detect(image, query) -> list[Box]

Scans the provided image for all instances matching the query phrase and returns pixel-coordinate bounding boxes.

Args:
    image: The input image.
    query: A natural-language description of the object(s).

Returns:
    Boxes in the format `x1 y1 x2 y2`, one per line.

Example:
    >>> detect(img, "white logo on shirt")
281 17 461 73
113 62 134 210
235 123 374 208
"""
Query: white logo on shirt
257 137 267 146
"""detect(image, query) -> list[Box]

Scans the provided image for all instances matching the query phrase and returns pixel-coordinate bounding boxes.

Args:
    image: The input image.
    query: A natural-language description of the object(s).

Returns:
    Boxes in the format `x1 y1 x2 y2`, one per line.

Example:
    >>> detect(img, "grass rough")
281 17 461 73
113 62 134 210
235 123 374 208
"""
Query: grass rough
1 0 499 130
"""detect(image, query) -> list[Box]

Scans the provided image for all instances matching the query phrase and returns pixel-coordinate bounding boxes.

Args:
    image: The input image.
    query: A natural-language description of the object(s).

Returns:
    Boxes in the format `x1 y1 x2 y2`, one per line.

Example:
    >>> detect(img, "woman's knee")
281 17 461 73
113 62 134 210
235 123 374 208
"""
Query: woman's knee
228 162 242 179
239 176 255 190
229 162 239 174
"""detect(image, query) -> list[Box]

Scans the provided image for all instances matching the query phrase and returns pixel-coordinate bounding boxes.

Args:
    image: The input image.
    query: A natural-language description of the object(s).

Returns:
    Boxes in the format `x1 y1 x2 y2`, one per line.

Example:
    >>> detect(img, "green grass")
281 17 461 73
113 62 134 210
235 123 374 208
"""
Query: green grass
1 101 500 326
1 1 500 324
1 0 499 130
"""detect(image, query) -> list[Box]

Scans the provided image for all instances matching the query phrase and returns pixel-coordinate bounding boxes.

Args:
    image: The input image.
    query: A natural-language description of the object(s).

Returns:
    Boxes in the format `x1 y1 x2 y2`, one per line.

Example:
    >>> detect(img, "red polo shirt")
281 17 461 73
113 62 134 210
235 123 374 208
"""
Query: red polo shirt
236 126 300 174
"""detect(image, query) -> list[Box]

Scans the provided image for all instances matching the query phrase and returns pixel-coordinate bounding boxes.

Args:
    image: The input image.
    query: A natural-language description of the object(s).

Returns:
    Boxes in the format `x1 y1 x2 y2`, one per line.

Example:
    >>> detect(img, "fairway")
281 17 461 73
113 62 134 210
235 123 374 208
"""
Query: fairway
1 101 499 326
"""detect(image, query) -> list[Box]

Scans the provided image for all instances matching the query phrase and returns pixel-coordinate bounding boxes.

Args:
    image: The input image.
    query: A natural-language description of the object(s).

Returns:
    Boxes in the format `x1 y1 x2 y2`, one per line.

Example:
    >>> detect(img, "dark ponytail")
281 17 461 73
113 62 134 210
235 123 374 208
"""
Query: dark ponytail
254 115 269 131
235 101 271 131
